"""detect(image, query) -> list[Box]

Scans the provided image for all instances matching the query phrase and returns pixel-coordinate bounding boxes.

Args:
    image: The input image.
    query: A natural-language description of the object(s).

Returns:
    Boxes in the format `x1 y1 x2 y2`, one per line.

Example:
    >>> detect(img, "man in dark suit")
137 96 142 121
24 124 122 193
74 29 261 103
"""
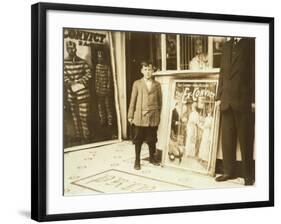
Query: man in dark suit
215 37 255 186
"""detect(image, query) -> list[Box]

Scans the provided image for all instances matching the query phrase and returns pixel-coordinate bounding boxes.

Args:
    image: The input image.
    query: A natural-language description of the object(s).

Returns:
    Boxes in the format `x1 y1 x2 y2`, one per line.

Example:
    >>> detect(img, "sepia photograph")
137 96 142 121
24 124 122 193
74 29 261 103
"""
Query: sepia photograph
63 28 256 195
31 3 274 221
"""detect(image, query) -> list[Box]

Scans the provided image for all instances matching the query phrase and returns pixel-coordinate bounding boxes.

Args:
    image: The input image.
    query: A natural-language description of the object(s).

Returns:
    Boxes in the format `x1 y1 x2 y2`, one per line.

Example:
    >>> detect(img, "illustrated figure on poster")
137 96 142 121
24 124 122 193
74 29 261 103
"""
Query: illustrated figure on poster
198 109 213 162
128 61 162 170
95 50 113 126
215 37 255 185
64 40 92 142
176 103 189 143
185 102 200 157
195 97 206 156
171 102 181 140
168 102 186 163
189 38 209 70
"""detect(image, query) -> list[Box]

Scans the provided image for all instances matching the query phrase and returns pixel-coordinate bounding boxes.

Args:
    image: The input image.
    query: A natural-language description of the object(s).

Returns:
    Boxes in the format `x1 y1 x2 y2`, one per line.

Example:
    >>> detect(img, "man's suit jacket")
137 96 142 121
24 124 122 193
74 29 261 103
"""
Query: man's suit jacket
217 38 255 112
128 78 162 127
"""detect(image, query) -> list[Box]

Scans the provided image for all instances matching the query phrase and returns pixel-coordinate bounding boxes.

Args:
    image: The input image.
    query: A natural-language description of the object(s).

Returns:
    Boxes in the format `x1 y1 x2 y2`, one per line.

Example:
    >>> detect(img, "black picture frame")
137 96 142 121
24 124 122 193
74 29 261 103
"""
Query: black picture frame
31 2 274 222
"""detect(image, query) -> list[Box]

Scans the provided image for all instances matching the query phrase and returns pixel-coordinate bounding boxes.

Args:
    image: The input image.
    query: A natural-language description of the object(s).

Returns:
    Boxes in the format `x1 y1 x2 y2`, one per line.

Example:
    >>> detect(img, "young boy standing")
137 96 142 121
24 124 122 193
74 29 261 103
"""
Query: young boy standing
128 62 162 170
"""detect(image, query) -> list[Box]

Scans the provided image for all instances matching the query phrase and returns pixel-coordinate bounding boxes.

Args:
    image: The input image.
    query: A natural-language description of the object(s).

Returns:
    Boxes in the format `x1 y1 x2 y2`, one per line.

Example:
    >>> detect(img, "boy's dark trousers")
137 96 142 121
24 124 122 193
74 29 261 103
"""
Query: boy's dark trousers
133 126 160 169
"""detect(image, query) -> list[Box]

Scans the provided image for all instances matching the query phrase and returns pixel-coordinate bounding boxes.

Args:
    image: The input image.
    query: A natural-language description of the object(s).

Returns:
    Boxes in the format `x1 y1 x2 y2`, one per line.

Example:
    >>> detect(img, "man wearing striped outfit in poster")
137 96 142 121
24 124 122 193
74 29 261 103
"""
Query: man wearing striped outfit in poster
64 41 92 143
95 50 113 127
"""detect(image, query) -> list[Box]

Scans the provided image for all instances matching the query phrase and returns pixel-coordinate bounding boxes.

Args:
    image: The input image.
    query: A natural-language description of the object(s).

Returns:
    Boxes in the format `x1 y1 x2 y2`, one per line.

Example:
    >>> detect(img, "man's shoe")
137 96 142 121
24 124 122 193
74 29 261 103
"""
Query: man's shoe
244 178 255 186
215 175 236 182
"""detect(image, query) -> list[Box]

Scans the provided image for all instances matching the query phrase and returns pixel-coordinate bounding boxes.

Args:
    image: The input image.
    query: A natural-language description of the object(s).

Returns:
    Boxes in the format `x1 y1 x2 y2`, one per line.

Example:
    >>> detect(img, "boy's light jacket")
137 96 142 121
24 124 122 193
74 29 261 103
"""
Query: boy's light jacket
128 78 162 127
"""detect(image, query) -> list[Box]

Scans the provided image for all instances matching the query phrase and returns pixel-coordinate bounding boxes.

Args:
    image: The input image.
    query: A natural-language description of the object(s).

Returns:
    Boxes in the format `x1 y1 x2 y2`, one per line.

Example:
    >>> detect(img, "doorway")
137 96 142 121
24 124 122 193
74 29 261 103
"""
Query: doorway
125 31 162 139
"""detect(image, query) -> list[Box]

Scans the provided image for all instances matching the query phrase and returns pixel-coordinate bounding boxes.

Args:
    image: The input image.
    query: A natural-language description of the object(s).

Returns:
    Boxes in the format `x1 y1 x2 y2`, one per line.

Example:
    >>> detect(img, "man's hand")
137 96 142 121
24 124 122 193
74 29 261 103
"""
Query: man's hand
251 103 255 112
216 100 221 106
71 83 85 93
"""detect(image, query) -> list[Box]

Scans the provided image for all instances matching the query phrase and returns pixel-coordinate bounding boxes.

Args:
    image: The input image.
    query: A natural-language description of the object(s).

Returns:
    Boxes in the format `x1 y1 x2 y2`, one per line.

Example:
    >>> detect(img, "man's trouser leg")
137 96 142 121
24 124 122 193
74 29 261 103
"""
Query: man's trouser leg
233 109 254 184
105 96 113 126
78 102 90 142
70 102 82 141
97 96 106 125
221 107 237 177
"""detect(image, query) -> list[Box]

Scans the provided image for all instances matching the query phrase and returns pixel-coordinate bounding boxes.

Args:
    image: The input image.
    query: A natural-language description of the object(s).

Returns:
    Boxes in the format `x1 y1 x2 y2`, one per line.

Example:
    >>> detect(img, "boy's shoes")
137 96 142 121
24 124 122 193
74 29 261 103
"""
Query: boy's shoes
149 157 160 166
134 161 141 170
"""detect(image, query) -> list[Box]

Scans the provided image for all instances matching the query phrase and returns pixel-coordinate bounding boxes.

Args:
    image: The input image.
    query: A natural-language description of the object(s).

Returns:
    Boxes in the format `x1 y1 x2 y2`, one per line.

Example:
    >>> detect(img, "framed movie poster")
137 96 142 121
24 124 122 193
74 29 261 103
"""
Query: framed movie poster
163 79 220 176
63 28 122 152
31 2 274 222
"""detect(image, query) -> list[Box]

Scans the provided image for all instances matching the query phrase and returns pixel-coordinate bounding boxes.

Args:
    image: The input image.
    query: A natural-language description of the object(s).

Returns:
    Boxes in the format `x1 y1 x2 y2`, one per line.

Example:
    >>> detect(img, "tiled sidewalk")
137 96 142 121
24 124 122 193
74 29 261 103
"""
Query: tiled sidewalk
64 141 244 196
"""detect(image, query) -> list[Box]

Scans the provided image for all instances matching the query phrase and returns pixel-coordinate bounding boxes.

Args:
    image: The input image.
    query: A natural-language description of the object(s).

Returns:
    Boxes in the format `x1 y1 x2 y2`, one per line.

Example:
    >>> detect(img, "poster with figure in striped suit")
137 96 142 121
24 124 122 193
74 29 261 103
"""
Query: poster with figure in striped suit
63 28 121 151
